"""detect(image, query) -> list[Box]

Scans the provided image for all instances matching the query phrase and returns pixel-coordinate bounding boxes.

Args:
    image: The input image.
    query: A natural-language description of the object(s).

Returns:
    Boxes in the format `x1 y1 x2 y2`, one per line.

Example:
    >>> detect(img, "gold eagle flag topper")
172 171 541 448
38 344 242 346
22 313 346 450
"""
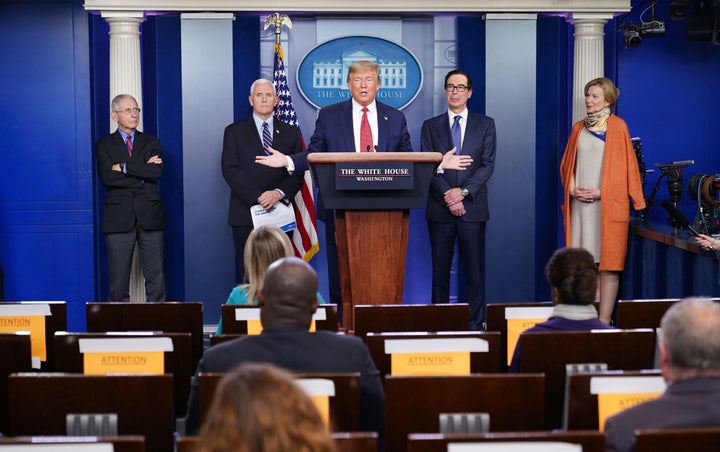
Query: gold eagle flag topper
264 13 292 46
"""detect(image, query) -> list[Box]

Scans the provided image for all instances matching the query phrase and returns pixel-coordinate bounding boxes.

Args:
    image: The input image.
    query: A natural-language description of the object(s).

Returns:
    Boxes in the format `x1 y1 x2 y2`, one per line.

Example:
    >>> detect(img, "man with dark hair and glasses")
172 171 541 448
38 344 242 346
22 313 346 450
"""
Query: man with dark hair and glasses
421 69 496 330
95 94 166 301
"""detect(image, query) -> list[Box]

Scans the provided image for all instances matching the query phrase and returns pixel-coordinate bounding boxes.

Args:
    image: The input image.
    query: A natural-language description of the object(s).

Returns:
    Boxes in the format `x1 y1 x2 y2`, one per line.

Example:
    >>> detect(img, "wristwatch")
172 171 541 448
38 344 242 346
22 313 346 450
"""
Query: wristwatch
461 188 469 197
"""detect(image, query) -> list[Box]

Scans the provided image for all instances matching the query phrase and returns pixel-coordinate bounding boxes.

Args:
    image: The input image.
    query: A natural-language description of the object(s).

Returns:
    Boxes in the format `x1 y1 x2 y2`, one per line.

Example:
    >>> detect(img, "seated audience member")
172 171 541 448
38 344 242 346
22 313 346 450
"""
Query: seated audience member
194 362 336 452
509 247 613 372
604 297 720 452
216 225 325 334
187 257 384 435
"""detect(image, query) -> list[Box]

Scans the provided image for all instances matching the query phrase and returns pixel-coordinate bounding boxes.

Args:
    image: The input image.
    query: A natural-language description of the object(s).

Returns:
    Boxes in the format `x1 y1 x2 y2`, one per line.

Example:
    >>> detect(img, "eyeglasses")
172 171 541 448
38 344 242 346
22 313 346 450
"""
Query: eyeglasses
445 84 468 93
114 107 141 114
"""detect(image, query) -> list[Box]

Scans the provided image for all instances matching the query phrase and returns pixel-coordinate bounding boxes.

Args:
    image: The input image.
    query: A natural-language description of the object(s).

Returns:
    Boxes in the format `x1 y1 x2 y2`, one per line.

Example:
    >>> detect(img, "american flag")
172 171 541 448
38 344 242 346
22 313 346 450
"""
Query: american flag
273 43 319 261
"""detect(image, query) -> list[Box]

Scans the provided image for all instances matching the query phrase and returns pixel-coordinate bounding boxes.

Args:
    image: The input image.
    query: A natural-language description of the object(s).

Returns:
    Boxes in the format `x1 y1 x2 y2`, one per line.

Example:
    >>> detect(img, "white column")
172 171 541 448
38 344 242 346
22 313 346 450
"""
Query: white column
102 10 147 302
569 14 613 123
103 11 145 131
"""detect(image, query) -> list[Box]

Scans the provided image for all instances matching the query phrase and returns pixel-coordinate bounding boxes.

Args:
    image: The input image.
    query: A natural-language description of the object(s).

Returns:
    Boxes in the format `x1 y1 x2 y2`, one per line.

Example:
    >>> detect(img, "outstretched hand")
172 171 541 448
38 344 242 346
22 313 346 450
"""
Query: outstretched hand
697 234 720 251
441 148 473 170
255 147 289 168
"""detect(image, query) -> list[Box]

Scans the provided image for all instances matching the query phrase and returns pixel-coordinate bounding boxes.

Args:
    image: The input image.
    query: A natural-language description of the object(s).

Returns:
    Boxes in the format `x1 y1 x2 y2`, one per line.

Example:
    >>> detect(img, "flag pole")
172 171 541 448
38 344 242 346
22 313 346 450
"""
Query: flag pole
264 13 320 262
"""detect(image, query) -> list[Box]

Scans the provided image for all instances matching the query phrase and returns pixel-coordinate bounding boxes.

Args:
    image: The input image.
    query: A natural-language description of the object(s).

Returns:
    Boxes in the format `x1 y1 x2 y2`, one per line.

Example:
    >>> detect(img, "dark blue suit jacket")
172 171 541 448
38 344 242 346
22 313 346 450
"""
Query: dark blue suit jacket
221 117 304 227
95 130 165 233
185 325 385 435
291 99 413 173
292 99 413 221
421 111 496 223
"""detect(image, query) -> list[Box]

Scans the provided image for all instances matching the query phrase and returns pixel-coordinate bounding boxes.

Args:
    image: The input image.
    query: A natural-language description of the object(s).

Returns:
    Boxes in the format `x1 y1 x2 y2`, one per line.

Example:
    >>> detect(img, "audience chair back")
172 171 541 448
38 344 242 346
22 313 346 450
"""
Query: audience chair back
353 304 469 340
85 302 203 370
565 369 663 430
516 329 656 429
220 303 338 334
176 433 377 452
615 298 680 329
330 432 378 452
8 373 174 452
0 333 32 434
485 302 553 370
366 331 502 383
406 430 605 452
561 362 608 429
385 373 545 452
615 298 720 329
0 301 67 371
0 435 146 452
53 332 193 419
634 427 720 452
197 372 361 432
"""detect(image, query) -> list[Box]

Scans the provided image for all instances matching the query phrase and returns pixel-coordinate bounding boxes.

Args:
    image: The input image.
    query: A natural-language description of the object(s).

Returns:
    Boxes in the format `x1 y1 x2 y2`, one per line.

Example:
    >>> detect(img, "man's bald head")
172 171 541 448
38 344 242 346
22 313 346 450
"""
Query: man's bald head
259 257 319 328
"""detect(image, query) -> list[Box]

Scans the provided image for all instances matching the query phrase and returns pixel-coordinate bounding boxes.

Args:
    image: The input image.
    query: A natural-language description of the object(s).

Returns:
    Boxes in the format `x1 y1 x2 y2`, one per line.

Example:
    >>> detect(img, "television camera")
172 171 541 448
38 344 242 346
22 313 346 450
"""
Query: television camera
688 173 720 235
643 160 694 225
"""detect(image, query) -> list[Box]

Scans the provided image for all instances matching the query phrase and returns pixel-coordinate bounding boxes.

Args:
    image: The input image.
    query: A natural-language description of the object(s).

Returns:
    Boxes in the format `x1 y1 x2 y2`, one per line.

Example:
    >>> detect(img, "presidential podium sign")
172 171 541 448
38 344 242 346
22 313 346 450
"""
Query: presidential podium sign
308 152 442 330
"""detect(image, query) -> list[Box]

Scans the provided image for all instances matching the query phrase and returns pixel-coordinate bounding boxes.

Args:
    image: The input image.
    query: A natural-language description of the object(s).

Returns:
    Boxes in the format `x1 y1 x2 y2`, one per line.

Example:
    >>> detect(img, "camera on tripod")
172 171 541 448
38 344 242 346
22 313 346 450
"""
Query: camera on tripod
654 160 694 173
654 160 694 204
688 173 720 235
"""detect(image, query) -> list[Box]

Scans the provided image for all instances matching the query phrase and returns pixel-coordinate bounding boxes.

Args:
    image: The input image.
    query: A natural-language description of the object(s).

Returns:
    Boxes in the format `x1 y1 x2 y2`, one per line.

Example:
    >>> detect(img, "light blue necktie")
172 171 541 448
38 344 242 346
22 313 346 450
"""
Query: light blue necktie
451 115 462 154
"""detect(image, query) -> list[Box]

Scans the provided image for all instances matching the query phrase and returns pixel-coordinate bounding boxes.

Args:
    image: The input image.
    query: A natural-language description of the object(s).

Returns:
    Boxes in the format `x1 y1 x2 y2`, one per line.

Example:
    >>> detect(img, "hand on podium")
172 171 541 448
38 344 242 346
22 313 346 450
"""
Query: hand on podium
441 148 473 170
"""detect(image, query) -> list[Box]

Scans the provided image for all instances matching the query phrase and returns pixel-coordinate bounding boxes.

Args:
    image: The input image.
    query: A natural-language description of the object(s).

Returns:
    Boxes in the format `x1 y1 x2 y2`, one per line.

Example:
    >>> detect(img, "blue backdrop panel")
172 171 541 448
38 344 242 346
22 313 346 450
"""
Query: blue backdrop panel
0 0 94 331
535 15 570 298
147 14 186 302
484 15 538 303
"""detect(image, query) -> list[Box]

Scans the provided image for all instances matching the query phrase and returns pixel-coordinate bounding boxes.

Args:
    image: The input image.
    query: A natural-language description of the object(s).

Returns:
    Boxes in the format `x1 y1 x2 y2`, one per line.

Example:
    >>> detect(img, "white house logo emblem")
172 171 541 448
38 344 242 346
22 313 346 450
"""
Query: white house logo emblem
297 36 422 110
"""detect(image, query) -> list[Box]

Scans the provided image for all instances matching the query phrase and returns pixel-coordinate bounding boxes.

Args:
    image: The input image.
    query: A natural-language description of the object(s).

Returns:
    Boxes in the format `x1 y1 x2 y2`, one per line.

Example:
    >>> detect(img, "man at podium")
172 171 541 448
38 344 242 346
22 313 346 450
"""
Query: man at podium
421 69 497 330
255 60 413 321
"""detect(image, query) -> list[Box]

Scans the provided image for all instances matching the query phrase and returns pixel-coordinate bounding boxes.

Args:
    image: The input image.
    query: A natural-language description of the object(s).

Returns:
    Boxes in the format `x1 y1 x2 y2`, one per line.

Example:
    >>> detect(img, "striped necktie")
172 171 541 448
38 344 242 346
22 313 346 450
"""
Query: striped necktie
262 122 272 155
125 135 133 156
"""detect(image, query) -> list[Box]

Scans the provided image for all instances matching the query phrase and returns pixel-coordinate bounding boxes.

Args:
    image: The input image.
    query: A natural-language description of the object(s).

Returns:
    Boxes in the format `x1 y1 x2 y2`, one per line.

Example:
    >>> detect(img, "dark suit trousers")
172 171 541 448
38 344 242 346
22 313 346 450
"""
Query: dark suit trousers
428 220 486 329
105 228 165 301
323 215 342 320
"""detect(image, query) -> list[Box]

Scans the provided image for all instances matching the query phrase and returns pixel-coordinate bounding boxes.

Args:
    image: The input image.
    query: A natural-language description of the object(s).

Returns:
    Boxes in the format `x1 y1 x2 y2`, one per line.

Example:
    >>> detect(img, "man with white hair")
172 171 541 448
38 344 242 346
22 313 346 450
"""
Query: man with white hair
604 297 720 452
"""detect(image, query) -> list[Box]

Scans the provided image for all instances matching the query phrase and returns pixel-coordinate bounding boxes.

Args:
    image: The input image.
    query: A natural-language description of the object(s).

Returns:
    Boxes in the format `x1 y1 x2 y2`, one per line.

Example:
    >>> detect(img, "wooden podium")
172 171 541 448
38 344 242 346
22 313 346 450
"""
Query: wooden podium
307 152 442 330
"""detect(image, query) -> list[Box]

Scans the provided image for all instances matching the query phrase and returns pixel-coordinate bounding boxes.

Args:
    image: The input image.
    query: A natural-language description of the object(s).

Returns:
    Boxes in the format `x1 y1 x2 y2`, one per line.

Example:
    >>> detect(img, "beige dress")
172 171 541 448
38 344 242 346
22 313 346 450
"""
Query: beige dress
571 127 604 262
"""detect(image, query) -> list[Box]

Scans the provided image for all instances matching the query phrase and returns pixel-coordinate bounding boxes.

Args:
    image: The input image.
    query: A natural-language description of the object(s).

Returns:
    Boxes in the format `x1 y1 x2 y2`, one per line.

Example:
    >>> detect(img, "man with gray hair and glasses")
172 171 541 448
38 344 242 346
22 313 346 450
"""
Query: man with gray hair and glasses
604 297 720 452
95 94 166 301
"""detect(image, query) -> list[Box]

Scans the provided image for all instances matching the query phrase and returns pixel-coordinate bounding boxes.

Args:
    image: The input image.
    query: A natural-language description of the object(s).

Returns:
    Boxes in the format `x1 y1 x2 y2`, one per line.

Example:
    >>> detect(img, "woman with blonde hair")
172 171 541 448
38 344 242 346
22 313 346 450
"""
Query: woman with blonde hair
559 77 645 324
216 225 324 333
194 362 336 452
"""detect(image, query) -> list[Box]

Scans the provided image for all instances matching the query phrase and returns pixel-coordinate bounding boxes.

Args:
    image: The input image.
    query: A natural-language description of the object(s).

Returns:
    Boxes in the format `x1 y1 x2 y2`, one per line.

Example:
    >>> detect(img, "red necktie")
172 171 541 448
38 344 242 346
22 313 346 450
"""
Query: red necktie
360 107 373 152
126 135 133 157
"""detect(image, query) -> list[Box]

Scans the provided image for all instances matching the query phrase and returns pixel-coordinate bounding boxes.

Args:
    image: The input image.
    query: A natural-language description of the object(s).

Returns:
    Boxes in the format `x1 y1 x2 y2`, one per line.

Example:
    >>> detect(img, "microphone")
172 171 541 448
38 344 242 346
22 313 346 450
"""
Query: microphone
366 145 371 152
661 200 700 237
374 145 378 152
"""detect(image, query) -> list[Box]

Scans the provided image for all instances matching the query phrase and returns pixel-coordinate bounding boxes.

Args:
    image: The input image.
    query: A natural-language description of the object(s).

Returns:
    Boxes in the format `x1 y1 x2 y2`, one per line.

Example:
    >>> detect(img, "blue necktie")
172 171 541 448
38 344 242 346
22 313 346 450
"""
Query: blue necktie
451 115 462 155
262 122 272 155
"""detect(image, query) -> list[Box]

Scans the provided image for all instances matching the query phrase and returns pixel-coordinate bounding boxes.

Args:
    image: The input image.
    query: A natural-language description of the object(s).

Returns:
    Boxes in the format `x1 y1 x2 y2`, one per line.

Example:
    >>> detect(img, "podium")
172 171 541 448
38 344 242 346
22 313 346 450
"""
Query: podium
307 152 442 330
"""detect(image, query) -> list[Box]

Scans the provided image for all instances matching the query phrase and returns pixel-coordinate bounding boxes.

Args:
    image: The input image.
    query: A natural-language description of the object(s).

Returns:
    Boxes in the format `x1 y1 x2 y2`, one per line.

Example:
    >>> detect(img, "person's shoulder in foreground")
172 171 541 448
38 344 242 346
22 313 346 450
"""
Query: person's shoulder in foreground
604 297 720 452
